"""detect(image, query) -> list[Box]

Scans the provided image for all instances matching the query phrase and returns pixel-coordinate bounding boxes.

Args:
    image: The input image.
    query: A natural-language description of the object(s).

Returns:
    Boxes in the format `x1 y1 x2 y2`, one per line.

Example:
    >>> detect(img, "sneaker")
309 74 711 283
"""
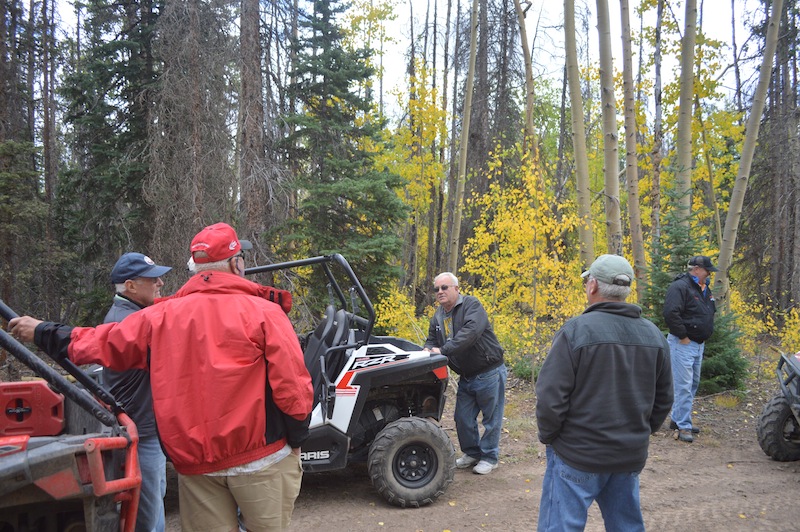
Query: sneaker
669 421 700 434
677 429 694 443
456 455 479 469
472 460 498 475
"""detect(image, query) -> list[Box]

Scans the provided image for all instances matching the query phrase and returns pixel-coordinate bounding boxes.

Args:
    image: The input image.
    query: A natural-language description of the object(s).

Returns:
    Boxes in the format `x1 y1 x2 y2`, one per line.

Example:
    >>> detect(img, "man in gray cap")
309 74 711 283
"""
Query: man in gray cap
106 252 172 532
536 254 673 531
663 255 718 443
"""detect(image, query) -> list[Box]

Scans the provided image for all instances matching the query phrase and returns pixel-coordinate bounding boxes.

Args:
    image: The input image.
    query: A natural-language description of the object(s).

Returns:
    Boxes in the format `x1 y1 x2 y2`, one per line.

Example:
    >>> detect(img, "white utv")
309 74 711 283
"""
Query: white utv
246 254 456 508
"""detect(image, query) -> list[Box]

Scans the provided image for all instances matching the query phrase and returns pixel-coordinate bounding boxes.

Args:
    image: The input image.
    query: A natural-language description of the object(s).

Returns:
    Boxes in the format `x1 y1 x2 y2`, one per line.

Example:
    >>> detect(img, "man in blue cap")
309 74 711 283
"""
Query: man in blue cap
663 255 718 443
106 252 172 532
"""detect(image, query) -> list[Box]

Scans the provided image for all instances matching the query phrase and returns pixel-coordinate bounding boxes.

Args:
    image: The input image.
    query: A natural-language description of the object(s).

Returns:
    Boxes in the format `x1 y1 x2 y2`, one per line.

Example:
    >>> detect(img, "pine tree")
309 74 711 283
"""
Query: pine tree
281 0 407 300
57 0 161 322
643 189 748 394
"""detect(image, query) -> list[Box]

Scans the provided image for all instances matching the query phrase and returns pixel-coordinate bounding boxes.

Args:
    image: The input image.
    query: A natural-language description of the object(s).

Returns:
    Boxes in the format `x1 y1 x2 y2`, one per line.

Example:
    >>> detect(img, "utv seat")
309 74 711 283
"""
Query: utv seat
326 309 352 381
304 305 336 406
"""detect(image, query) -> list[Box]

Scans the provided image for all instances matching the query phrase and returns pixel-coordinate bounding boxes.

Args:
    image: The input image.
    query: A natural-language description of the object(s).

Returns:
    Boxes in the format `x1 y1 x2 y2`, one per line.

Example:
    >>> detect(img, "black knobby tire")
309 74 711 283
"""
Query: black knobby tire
756 392 800 462
367 417 455 508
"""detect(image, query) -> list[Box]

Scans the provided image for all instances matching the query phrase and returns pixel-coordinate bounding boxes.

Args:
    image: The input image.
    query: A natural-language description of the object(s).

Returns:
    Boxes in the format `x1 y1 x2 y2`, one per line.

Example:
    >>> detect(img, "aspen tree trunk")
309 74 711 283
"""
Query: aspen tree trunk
620 0 645 301
445 0 462 271
565 0 593 268
433 0 453 281
448 0 478 274
651 0 664 242
730 0 743 114
675 0 697 228
716 0 785 302
513 0 535 146
695 96 723 249
596 0 622 255
407 1 420 299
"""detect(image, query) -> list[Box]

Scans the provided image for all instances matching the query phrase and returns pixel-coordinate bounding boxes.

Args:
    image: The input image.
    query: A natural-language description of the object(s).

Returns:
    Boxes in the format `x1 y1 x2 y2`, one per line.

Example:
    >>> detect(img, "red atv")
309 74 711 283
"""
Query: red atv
757 348 800 461
0 301 141 531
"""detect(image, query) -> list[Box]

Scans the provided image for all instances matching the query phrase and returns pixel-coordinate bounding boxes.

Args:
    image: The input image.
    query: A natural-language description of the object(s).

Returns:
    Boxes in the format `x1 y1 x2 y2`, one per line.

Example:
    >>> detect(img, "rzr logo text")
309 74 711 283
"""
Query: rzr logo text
352 355 408 369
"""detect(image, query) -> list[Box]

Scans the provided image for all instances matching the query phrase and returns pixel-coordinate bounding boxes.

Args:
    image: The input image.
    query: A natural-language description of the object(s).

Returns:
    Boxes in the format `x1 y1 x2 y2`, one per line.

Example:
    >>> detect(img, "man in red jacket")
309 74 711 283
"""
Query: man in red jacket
10 222 313 532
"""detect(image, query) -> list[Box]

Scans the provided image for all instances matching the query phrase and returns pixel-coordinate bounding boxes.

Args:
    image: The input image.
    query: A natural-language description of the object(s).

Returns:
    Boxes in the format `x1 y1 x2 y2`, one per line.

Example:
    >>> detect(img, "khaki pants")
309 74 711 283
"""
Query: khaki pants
178 453 303 532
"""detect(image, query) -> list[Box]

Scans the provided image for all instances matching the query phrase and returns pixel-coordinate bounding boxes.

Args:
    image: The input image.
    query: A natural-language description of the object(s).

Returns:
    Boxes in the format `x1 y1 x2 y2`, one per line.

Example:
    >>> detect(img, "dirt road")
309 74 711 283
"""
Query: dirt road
166 375 800 531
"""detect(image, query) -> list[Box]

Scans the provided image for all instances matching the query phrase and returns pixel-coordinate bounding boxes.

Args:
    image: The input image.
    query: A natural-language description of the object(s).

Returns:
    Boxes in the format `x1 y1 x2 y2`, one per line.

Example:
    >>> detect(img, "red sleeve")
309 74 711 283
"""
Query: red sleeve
262 309 313 420
68 313 150 370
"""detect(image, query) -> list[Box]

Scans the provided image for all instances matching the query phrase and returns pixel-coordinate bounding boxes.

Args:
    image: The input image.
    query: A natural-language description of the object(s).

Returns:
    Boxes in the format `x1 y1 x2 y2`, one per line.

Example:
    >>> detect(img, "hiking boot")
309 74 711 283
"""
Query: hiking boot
472 460 498 475
677 429 694 443
670 421 700 434
456 455 479 469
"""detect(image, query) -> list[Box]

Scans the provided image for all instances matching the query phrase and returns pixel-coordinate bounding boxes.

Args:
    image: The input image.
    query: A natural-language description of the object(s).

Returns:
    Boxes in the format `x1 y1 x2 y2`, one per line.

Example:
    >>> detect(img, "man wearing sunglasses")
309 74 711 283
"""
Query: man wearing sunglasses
423 272 506 475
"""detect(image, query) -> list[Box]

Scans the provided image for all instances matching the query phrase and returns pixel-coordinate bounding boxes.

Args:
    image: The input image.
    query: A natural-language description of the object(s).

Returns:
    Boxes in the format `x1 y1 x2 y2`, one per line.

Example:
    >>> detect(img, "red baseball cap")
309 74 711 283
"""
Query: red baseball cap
190 223 253 264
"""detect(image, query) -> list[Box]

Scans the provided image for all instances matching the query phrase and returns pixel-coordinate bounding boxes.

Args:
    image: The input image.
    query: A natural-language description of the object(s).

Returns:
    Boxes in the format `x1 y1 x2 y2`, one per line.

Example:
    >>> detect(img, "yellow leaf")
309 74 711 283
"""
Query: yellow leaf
448 500 456 507
738 514 747 519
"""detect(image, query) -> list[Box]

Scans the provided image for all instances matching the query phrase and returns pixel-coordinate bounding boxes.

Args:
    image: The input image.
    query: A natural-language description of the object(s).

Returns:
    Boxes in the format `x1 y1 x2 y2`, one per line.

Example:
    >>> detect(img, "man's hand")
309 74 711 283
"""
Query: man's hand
291 447 301 457
8 316 42 343
423 347 442 354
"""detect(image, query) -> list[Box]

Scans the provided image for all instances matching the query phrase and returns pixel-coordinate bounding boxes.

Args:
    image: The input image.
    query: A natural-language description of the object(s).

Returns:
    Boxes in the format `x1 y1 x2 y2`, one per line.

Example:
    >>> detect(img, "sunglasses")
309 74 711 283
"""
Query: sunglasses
433 285 452 292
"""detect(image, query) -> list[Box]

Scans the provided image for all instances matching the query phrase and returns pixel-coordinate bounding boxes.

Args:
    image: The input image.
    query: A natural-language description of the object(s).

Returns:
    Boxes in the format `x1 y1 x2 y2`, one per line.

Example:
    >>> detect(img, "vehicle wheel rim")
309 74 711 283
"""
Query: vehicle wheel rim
784 415 800 443
393 443 437 488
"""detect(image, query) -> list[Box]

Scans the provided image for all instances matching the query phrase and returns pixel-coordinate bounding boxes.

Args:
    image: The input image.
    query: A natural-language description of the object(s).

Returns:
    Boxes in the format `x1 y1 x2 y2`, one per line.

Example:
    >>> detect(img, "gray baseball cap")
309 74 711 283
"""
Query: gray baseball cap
581 254 634 286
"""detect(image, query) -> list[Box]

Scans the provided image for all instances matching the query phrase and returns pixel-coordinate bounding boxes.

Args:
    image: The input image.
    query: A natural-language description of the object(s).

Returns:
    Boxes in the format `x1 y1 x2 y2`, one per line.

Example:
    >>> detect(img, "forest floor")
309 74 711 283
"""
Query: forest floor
164 364 800 531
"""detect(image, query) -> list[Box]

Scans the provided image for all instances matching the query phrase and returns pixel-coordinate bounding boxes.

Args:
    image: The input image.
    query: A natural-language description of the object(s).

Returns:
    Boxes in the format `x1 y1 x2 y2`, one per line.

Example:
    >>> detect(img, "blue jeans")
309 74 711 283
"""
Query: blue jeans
454 364 506 463
136 435 167 532
667 334 704 430
538 447 644 532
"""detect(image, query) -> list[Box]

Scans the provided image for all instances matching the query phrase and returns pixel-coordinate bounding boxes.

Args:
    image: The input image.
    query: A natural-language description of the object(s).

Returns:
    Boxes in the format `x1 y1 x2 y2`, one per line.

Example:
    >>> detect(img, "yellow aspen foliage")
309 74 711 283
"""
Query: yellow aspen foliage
728 288 776 358
778 307 800 354
375 63 448 282
461 143 587 362
373 286 431 346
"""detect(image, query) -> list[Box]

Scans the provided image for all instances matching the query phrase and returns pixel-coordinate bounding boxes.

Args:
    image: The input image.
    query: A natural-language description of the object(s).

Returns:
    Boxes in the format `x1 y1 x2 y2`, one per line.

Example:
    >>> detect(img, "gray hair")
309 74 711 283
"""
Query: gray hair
193 258 232 273
434 272 459 287
591 275 631 301
114 283 127 294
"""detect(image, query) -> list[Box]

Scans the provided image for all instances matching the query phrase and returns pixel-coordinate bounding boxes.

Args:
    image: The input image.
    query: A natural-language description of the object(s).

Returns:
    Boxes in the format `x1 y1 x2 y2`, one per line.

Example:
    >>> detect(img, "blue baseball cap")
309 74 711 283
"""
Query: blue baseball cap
111 253 172 284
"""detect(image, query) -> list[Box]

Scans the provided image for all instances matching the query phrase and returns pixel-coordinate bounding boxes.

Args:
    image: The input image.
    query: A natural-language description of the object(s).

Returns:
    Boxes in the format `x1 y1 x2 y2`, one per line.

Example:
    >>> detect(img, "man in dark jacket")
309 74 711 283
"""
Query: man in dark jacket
536 254 673 531
424 272 506 475
663 255 718 443
105 252 172 532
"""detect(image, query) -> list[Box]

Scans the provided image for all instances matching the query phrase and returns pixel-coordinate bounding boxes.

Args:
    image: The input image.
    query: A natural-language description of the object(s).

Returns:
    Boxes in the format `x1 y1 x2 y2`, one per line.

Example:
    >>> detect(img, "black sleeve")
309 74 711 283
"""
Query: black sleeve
284 413 311 448
662 282 687 339
423 316 439 349
34 322 74 362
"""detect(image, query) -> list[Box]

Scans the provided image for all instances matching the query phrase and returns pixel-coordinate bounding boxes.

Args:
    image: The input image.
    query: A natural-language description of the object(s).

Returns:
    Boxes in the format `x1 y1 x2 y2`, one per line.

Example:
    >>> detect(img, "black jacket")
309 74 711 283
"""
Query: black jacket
663 273 716 343
536 302 673 473
424 295 504 378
